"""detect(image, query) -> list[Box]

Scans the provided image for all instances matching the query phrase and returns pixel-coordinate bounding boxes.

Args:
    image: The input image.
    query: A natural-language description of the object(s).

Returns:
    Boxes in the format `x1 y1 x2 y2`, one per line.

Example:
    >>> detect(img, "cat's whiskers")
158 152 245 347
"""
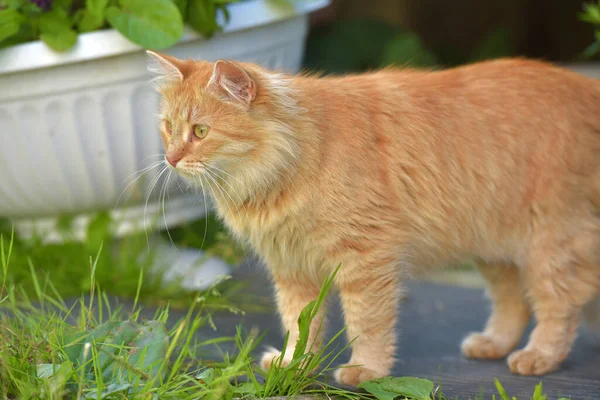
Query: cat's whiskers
143 165 168 247
204 163 249 191
193 171 211 252
203 169 240 219
140 153 167 162
204 165 254 239
200 169 252 257
114 160 164 209
204 164 256 207
159 169 176 250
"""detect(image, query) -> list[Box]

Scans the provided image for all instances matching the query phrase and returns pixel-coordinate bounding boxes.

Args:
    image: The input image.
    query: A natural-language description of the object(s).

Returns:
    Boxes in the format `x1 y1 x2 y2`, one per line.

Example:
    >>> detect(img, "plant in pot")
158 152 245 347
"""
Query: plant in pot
0 0 236 52
0 0 330 290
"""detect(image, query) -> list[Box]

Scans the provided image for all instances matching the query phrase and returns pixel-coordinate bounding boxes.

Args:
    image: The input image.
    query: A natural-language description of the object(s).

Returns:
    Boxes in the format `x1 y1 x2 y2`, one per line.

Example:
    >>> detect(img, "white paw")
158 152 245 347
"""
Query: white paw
334 364 385 387
260 347 292 370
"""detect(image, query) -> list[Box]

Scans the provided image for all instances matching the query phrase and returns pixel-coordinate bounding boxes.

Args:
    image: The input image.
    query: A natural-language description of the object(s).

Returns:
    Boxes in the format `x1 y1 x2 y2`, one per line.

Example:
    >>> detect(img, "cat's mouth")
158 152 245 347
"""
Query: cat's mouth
167 161 205 179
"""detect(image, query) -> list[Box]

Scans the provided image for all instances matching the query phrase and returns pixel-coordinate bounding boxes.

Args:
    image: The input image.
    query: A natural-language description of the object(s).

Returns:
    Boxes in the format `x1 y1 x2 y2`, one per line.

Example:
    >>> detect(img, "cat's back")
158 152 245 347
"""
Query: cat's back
303 58 600 110
301 58 600 147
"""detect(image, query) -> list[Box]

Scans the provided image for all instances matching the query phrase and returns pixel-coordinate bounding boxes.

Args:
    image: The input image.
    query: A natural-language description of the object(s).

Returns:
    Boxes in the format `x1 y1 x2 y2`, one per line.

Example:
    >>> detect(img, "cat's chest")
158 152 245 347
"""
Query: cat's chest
223 208 325 271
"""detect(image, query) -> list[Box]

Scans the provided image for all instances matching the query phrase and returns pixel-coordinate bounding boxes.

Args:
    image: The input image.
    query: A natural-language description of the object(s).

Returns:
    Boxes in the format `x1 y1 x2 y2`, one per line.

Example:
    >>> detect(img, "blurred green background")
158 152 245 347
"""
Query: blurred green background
302 0 600 75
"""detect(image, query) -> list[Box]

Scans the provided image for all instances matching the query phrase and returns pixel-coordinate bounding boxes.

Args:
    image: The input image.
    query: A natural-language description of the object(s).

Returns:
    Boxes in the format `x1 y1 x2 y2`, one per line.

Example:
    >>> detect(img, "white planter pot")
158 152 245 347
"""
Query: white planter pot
0 0 329 242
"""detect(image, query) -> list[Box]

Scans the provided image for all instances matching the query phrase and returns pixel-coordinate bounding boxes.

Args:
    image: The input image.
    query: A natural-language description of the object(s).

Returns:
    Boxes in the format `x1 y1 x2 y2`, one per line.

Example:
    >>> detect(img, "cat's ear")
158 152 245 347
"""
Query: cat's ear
208 60 257 108
146 50 184 87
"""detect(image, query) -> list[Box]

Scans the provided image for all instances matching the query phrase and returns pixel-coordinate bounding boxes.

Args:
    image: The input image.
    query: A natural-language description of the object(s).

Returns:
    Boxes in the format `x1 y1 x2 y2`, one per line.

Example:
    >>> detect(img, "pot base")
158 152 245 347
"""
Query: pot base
12 194 207 244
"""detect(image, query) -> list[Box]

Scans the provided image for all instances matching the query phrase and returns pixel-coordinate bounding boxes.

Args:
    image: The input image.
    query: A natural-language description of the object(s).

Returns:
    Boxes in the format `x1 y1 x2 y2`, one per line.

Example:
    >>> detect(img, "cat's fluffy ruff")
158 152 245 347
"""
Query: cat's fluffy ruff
147 51 600 386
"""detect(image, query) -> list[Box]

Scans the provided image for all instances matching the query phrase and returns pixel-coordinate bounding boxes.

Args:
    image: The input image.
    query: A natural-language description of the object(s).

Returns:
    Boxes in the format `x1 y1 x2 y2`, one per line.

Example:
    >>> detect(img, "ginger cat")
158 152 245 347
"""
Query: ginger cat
146 51 600 386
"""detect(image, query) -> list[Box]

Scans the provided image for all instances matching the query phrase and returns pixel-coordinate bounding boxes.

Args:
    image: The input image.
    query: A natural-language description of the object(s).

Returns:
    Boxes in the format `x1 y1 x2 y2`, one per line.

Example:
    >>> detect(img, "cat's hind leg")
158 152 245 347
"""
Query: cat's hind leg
461 262 531 360
507 223 600 375
583 295 600 346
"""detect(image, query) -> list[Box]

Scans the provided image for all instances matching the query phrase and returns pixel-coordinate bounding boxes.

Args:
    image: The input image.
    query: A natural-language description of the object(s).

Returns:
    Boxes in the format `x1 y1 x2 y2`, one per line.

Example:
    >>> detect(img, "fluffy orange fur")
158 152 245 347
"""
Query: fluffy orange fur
147 51 600 386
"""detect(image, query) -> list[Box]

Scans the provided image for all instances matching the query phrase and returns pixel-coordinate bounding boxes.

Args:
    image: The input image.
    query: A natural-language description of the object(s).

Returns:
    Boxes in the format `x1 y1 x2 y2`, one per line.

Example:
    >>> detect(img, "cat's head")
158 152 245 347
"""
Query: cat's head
146 51 299 196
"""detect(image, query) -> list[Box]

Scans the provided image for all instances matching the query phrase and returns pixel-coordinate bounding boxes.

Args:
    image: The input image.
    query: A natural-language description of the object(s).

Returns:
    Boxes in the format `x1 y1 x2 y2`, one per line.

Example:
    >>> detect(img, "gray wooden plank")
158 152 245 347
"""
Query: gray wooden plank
209 260 600 400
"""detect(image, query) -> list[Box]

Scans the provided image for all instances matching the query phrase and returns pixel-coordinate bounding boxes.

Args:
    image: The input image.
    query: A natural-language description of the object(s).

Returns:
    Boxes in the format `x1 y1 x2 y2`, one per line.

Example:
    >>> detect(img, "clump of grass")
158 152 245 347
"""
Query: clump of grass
0 231 567 400
0 228 249 399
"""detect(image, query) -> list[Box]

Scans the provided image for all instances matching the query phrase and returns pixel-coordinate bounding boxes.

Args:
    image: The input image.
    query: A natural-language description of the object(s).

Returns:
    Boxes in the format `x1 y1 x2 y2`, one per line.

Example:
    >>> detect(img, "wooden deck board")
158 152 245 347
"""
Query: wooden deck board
195 261 600 399
63 259 598 399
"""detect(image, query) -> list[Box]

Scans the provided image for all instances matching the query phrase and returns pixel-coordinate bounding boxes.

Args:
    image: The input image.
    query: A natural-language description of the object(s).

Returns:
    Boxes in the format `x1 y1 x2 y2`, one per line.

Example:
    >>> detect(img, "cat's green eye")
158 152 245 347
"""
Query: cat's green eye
194 124 209 139
165 120 172 134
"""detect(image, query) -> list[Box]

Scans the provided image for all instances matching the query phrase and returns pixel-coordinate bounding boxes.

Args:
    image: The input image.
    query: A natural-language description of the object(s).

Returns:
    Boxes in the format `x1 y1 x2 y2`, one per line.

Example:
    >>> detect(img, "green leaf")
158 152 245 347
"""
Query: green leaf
292 263 339 360
581 3 600 24
84 382 133 399
21 1 43 13
172 0 188 20
1 0 21 9
188 0 219 37
37 361 74 394
55 0 74 10
77 11 105 32
127 320 169 380
77 0 109 31
532 382 547 400
39 9 72 33
219 3 230 24
580 40 600 59
195 368 215 384
62 331 89 366
39 9 78 51
381 33 438 69
233 381 263 395
494 379 511 400
0 9 24 43
41 29 77 51
64 322 119 375
88 0 109 14
357 376 434 400
105 0 183 49
36 363 61 379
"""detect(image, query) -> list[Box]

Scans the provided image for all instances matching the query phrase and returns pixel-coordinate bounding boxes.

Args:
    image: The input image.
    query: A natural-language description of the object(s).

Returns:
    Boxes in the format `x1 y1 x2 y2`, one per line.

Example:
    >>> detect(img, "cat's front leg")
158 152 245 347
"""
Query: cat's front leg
334 267 400 386
260 272 328 371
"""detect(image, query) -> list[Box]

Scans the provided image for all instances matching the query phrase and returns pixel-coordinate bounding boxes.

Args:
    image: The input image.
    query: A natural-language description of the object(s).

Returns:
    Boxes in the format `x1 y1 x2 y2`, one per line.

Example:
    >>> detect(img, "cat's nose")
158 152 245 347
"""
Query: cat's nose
166 153 183 167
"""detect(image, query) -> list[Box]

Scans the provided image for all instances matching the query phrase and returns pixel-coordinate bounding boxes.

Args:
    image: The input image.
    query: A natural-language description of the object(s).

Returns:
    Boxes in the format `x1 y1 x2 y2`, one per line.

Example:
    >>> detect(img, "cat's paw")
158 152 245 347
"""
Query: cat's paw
507 349 561 376
461 332 512 359
334 364 383 387
260 347 292 370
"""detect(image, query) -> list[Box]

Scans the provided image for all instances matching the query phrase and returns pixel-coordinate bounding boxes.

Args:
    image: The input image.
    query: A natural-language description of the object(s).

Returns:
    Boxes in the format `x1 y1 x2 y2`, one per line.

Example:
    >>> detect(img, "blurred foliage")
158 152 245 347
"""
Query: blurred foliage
580 1 600 58
304 19 398 73
303 18 516 75
380 32 439 69
0 211 246 308
469 27 515 63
